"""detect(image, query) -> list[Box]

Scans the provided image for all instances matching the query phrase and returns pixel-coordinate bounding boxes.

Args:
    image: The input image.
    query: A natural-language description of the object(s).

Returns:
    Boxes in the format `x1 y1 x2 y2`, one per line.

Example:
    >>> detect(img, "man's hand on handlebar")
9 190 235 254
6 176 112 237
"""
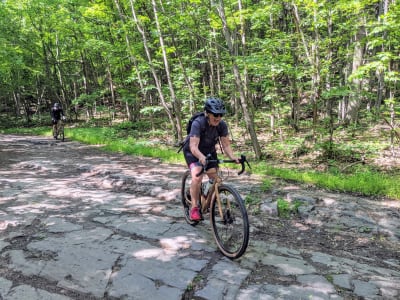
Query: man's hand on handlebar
234 157 241 164
199 155 207 166
197 153 250 176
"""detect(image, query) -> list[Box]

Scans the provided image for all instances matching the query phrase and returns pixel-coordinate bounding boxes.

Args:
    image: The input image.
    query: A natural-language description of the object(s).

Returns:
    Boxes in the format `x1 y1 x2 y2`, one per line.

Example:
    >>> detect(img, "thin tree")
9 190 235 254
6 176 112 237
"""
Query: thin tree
128 0 177 140
213 0 262 159
151 0 183 141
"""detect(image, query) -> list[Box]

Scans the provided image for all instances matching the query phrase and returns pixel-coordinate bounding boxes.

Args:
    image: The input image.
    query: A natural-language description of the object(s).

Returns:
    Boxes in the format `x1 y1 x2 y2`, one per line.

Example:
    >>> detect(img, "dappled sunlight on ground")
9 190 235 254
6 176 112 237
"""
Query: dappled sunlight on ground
0 134 399 299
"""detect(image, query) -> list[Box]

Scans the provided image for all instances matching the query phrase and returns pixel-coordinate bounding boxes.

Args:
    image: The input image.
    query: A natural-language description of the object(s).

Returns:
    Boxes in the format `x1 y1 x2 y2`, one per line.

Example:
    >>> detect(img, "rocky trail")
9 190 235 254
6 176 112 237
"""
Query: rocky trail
0 134 399 300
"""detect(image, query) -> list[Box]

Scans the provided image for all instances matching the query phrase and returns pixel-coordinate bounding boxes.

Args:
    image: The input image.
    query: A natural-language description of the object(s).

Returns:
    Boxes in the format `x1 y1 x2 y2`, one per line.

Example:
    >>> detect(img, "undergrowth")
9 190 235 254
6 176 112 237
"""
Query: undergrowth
1 121 400 200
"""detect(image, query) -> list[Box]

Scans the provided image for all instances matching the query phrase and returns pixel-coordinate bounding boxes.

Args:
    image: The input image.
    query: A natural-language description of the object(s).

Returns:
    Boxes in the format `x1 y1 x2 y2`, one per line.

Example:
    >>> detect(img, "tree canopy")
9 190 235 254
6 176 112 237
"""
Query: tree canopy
0 0 399 159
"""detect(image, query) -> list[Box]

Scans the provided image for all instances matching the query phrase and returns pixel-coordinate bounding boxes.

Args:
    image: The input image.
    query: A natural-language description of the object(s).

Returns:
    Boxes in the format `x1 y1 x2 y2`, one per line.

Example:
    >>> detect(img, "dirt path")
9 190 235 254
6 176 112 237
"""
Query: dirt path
0 134 399 300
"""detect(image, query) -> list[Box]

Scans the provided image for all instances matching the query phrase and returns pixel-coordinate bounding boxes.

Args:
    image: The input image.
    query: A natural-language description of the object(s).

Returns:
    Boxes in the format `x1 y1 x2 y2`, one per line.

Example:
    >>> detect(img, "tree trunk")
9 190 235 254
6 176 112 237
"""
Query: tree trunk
214 0 262 159
113 0 144 122
288 75 300 132
106 66 116 121
292 1 320 135
151 0 183 141
346 38 363 124
128 0 176 140
168 34 196 114
288 43 301 132
389 91 395 156
325 6 335 154
374 0 390 117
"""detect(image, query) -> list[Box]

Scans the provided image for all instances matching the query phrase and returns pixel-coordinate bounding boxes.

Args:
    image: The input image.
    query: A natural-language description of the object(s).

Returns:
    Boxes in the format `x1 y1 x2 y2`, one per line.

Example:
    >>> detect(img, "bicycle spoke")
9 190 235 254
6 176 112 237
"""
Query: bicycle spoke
211 185 249 259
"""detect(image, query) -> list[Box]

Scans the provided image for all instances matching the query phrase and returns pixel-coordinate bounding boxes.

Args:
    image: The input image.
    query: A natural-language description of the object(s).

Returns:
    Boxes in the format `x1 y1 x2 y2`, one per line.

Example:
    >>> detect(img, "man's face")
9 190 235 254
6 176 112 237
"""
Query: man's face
208 112 223 126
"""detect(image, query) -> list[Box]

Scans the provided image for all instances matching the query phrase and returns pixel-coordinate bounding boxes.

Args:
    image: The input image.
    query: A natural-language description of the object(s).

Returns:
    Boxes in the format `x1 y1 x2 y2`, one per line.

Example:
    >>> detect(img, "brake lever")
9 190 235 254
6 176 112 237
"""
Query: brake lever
238 154 251 175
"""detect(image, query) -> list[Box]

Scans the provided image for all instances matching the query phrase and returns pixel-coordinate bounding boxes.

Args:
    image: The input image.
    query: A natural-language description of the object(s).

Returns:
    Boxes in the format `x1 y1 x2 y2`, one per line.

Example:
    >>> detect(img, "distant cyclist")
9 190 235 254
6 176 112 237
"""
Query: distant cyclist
50 103 65 138
182 97 239 221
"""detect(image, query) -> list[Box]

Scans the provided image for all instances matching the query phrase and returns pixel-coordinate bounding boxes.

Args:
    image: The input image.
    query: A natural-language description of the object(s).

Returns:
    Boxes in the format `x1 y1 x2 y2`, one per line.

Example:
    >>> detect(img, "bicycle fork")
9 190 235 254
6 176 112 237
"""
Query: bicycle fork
212 180 232 224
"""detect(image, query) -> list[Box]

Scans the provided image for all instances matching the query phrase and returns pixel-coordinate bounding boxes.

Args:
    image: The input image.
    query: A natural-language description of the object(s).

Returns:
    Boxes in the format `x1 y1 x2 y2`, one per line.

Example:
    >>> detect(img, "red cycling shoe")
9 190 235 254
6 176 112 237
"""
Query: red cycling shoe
190 207 201 221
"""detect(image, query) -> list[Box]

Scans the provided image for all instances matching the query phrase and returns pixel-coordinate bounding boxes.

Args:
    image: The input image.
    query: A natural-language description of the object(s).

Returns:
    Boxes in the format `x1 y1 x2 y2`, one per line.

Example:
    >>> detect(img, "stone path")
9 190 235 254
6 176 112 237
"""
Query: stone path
0 134 399 299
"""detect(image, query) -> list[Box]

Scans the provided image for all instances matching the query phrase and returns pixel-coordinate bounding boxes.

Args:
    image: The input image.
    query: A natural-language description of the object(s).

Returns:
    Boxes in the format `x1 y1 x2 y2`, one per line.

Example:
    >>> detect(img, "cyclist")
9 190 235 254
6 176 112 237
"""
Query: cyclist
182 97 240 221
50 102 65 138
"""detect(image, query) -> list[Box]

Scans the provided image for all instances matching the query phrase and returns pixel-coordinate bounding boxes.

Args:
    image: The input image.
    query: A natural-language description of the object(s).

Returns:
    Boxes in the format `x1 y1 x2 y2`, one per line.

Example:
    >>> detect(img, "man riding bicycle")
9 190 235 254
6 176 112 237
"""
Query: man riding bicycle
182 97 239 221
50 103 65 138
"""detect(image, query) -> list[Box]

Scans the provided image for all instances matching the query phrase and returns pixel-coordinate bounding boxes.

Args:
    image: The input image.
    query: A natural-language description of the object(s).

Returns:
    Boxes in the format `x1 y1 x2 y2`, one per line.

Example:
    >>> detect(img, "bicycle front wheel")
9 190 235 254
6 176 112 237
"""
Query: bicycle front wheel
210 184 249 259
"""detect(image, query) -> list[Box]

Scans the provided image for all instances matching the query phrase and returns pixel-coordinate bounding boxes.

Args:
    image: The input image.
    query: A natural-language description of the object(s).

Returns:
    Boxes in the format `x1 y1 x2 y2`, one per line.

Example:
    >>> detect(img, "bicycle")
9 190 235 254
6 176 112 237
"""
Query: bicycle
52 119 65 142
181 154 250 259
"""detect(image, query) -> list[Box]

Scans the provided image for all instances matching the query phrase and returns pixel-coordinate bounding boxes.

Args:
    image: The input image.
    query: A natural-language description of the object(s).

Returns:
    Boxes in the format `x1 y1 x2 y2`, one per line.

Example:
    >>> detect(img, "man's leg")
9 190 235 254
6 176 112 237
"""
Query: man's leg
189 165 203 221
52 123 57 138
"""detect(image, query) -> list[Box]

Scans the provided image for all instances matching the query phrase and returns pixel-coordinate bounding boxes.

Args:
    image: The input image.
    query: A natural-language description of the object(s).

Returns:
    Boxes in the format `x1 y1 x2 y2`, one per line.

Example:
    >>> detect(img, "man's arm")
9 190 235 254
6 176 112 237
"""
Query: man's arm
189 136 207 165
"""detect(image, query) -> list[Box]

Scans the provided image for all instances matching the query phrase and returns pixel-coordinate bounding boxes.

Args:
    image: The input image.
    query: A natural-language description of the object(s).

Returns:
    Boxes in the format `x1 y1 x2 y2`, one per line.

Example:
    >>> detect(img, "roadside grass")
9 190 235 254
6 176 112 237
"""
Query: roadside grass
67 127 184 164
265 166 400 199
2 125 400 200
0 126 49 136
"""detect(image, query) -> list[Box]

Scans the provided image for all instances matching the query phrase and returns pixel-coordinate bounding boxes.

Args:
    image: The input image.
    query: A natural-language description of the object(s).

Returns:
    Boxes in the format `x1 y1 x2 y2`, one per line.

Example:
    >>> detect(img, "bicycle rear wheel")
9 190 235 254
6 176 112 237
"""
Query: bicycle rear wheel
60 125 65 141
210 184 249 259
181 170 199 226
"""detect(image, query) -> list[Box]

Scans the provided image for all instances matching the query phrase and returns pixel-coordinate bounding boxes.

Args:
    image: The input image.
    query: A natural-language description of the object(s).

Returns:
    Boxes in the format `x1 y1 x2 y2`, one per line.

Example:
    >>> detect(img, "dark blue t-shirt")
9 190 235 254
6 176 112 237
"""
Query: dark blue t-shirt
183 114 228 159
51 107 64 120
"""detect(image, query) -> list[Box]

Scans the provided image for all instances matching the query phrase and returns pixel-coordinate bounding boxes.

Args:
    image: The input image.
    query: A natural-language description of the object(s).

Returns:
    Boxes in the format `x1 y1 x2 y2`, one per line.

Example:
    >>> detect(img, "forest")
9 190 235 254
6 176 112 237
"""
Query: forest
0 0 399 162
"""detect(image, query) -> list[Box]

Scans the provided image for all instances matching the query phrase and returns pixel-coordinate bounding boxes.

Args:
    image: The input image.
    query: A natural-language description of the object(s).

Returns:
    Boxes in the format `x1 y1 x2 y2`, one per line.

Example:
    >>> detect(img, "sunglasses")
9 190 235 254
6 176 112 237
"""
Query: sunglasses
211 113 223 118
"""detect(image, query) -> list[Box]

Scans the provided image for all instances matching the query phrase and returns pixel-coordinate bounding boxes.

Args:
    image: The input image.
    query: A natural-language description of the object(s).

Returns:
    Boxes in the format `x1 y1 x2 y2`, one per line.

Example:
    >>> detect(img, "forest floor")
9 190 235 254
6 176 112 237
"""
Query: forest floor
0 133 399 299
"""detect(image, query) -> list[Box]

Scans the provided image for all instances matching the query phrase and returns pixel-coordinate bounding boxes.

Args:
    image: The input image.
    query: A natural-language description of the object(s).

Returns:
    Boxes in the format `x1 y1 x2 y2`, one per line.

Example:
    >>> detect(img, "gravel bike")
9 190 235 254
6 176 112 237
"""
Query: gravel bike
52 119 65 141
181 154 250 259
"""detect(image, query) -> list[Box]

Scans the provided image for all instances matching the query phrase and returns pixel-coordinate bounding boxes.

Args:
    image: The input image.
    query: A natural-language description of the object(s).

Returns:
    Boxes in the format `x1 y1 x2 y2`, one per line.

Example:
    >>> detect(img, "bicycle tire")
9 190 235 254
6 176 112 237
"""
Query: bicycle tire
210 184 249 259
60 125 65 142
181 170 200 226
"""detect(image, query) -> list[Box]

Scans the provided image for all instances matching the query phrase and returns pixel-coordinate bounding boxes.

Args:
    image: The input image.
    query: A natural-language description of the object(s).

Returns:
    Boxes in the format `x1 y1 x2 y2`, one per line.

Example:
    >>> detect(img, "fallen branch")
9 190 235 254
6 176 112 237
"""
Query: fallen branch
340 155 366 173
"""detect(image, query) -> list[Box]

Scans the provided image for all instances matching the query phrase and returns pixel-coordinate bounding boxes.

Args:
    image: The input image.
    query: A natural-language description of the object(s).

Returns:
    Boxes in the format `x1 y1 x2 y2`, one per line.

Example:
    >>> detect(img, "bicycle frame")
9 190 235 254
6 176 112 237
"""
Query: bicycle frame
200 174 221 213
199 154 250 217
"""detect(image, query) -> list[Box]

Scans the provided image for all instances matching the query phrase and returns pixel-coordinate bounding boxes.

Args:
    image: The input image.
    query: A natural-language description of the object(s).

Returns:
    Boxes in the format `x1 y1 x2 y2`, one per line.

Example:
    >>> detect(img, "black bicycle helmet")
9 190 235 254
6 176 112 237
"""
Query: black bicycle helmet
204 97 226 114
53 103 61 109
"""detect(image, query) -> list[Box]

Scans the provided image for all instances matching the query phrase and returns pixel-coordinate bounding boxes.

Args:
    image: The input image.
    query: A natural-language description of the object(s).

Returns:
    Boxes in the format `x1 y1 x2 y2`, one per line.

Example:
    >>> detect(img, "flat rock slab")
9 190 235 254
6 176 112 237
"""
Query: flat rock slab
0 134 399 299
